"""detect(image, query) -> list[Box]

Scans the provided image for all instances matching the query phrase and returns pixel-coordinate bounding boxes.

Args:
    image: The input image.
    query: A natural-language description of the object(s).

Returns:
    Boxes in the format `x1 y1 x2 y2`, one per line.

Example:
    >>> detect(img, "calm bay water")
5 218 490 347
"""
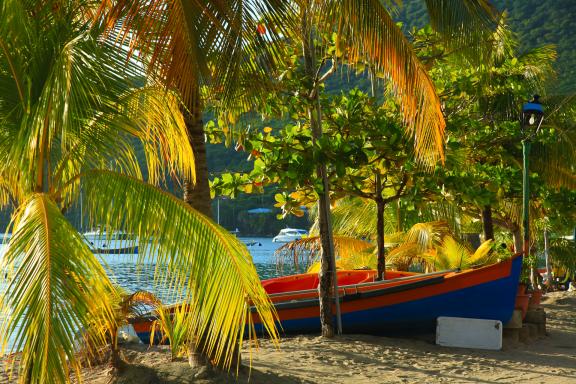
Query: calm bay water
0 236 294 352
100 237 290 301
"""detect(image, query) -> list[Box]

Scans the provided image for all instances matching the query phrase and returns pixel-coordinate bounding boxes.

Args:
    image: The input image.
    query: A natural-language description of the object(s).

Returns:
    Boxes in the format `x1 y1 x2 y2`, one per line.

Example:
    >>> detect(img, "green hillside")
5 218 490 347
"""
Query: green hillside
396 0 576 94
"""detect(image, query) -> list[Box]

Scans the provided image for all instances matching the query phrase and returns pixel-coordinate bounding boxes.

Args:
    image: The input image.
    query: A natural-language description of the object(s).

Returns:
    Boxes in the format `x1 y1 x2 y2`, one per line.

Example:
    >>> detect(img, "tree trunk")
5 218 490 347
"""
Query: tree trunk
301 7 340 337
481 205 494 241
316 172 337 337
512 226 522 254
544 228 552 287
376 198 386 281
181 88 241 371
182 89 212 218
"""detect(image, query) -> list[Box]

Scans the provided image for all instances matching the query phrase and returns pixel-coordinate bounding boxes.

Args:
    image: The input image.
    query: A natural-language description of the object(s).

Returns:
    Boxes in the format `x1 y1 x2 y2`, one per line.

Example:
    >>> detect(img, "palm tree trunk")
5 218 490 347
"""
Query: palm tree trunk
182 89 212 218
181 88 237 372
544 228 552 287
481 205 494 241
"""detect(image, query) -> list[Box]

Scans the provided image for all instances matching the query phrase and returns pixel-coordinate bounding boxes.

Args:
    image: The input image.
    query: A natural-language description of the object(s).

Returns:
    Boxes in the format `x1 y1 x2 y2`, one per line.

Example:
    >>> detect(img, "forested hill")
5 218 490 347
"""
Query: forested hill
396 0 576 94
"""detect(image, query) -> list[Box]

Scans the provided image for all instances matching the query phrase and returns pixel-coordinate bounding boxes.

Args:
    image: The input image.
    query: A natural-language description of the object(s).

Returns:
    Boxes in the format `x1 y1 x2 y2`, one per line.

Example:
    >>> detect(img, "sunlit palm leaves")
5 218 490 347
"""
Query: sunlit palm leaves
423 237 501 271
80 171 279 369
548 238 576 279
94 0 292 111
0 194 115 384
276 236 373 273
531 95 576 190
322 197 397 239
95 0 501 167
0 1 279 381
425 0 498 57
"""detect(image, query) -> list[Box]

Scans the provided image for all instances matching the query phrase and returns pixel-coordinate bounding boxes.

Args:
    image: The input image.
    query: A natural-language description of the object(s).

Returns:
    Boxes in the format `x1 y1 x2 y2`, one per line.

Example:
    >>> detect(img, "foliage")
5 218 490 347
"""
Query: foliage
410 22 576 246
423 238 506 271
396 0 576 94
0 2 279 382
548 238 576 280
296 216 511 272
275 236 373 273
82 287 161 368
150 304 191 361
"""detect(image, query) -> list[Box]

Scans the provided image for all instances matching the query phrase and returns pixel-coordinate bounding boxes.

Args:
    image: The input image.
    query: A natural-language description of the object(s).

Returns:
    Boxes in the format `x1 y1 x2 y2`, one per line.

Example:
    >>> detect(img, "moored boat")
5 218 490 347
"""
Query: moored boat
131 256 522 343
272 228 308 243
83 229 139 254
92 245 139 254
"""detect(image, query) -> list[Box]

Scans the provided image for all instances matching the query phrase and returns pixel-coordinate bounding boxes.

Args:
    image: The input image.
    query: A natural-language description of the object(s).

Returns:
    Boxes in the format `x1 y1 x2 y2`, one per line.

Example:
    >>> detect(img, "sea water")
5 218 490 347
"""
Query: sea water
0 237 296 352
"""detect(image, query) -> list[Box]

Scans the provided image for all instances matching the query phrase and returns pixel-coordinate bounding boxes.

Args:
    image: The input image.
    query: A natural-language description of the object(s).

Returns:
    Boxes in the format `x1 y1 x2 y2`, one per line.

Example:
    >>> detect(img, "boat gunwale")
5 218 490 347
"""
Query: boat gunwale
254 275 447 312
265 269 457 299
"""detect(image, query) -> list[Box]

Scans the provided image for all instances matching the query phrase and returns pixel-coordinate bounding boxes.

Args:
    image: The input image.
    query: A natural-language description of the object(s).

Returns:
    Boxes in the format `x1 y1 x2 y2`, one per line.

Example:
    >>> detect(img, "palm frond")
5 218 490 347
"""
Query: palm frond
0 194 115 384
531 95 576 190
80 170 279 368
324 0 445 165
312 197 398 239
150 303 190 360
425 0 499 59
112 86 196 185
549 238 576 278
404 220 451 253
276 235 373 273
518 44 557 89
95 0 292 111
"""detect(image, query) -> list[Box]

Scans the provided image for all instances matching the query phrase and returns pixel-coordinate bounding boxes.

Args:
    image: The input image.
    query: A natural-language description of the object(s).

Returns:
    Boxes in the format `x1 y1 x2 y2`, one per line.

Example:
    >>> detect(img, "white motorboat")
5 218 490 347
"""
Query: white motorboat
272 228 308 243
83 229 138 254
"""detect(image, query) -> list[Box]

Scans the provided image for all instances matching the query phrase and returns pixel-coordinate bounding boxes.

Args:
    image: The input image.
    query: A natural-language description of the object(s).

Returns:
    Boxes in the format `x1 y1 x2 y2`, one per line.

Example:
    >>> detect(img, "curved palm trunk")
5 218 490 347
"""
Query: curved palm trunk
181 88 237 372
182 91 212 218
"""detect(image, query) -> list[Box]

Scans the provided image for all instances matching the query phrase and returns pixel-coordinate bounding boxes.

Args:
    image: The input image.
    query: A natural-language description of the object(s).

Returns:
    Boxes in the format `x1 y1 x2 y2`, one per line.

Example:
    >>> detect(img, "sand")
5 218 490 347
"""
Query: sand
2 291 575 383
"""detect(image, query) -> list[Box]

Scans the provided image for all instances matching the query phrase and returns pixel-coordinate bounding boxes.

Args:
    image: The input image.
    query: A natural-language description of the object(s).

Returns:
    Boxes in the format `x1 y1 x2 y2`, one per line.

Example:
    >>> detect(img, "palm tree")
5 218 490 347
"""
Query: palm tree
91 0 292 217
0 1 278 383
93 0 500 337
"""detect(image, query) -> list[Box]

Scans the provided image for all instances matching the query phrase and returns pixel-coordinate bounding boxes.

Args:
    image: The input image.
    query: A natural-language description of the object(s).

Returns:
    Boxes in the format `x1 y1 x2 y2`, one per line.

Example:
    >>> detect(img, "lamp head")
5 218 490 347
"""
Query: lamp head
522 95 544 129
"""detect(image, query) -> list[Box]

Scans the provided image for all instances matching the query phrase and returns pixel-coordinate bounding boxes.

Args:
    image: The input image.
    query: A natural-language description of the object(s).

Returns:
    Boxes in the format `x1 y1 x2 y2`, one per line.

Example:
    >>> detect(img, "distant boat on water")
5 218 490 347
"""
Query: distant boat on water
83 229 139 254
243 240 262 247
272 228 308 243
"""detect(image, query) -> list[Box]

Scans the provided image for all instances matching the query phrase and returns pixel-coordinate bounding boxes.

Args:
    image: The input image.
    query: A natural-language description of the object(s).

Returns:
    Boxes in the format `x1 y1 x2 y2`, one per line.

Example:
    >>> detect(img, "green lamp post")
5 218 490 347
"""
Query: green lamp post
521 95 544 286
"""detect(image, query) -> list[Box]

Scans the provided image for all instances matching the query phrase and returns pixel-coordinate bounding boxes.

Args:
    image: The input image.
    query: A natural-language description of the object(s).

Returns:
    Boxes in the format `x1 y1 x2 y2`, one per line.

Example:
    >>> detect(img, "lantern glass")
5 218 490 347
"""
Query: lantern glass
521 95 544 129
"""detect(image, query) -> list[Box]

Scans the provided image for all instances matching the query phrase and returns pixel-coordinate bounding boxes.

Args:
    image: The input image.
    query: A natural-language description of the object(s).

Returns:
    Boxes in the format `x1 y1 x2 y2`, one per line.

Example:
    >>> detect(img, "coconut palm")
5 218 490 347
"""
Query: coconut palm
94 0 501 337
0 1 278 383
91 0 292 217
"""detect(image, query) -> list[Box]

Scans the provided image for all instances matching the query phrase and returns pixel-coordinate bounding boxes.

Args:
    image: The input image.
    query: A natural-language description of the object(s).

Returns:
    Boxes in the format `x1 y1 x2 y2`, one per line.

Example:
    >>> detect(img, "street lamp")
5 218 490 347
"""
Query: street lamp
520 95 544 286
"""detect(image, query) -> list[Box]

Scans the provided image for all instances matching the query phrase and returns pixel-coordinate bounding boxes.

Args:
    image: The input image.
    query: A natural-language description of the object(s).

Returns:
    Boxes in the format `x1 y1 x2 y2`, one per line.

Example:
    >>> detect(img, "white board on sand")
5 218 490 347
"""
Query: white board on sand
436 316 502 350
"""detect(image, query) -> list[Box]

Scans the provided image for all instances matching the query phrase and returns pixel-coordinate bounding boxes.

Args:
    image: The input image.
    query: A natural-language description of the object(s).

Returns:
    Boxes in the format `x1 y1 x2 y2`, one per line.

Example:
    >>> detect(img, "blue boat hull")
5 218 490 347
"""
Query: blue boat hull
257 256 522 335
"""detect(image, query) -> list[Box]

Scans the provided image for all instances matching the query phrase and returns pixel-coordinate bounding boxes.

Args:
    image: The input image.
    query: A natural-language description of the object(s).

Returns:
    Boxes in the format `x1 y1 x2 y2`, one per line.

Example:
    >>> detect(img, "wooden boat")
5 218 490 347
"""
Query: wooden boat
132 256 522 343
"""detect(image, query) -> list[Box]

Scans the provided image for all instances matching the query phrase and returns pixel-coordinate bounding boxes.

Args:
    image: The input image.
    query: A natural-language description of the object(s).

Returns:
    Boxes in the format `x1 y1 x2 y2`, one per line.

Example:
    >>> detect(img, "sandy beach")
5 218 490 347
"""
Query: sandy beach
2 291 575 383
